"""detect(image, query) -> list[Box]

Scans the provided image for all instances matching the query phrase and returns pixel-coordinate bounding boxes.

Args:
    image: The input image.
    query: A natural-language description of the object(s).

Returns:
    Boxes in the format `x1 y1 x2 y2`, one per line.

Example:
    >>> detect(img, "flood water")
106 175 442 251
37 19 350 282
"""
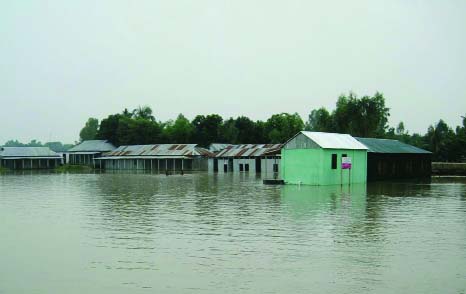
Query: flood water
1 172 465 294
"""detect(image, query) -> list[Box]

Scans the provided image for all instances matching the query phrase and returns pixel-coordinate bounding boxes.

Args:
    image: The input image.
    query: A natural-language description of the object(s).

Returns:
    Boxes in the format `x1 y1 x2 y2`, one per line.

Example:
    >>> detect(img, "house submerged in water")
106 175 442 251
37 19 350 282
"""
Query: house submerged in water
0 147 62 169
95 144 213 171
67 140 116 167
208 144 282 177
355 137 431 181
281 131 368 185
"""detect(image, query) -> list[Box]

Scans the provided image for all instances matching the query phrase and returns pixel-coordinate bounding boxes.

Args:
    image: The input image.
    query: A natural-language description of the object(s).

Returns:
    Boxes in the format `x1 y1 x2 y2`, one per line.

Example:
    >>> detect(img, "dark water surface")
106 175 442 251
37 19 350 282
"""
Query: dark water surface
1 172 465 293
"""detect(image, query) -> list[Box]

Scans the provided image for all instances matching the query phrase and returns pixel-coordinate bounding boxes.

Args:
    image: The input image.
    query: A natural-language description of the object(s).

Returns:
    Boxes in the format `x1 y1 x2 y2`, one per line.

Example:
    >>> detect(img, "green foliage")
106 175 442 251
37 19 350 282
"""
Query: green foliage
163 114 194 143
192 114 224 147
79 118 99 141
305 108 333 132
331 92 390 137
88 97 466 162
265 113 304 143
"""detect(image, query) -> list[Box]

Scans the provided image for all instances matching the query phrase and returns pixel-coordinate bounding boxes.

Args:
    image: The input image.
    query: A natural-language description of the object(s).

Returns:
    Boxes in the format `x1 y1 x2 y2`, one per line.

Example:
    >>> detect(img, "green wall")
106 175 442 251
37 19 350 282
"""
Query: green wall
281 148 367 185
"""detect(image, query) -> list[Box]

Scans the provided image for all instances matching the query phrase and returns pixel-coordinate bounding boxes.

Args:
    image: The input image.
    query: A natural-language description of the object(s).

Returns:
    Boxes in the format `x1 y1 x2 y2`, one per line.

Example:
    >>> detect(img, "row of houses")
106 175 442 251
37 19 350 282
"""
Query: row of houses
1 132 432 184
280 131 431 185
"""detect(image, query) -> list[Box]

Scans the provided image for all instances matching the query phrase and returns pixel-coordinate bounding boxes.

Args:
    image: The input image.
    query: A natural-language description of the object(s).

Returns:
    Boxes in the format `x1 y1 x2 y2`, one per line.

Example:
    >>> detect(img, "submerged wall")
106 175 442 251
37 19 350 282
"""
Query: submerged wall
281 148 367 185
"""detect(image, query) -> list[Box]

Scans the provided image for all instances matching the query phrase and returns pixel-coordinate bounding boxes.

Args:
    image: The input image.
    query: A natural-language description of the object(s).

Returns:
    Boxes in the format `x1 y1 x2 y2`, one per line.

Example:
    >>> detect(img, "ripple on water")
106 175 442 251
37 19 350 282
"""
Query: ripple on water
1 173 466 293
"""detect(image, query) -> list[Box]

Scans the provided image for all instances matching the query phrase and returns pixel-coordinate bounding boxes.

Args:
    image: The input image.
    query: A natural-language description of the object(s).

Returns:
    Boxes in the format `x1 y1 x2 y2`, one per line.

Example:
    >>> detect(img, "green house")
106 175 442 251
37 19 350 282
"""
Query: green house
281 131 368 185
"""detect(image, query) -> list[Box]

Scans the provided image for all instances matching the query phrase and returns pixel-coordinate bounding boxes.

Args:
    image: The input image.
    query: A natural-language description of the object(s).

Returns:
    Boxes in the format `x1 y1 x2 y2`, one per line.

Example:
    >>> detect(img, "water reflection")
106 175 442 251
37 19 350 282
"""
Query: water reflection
1 172 465 294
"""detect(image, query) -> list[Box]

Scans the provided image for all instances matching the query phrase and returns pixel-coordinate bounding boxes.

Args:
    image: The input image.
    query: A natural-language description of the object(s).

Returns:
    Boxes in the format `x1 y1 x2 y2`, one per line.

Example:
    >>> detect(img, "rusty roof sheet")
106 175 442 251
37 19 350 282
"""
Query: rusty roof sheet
105 144 204 157
214 144 283 158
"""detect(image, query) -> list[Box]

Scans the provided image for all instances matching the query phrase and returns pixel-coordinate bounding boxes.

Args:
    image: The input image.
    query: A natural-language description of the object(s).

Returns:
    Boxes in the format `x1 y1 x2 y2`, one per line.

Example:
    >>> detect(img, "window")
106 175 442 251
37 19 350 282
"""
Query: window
331 154 337 169
224 164 228 172
245 164 249 172
273 163 279 173
239 164 244 171
342 154 347 158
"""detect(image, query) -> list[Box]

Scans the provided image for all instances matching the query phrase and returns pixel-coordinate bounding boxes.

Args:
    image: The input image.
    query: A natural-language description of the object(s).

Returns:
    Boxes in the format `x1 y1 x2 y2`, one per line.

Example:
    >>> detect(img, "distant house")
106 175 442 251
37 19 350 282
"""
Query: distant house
0 147 62 169
355 137 432 181
281 131 368 185
95 144 213 171
67 140 116 167
209 144 283 177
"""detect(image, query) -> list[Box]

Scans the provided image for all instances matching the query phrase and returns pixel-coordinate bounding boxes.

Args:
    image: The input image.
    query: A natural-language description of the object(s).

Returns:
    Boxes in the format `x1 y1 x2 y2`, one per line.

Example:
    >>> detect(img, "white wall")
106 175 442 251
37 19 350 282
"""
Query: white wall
261 158 280 178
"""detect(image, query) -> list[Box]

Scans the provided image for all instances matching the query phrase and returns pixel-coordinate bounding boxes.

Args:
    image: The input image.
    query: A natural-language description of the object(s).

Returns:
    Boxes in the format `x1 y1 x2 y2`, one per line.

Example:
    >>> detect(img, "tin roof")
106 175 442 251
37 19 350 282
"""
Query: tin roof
215 144 283 158
0 147 62 158
208 143 233 153
295 131 368 150
103 144 213 158
355 137 431 154
68 140 116 153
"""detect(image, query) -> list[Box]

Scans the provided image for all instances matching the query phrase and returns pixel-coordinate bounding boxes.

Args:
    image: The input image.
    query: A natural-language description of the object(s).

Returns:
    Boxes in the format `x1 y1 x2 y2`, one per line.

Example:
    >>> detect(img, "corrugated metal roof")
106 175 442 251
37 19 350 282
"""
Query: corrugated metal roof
208 143 233 152
68 140 116 152
298 131 368 150
0 147 61 158
355 137 431 154
215 144 283 158
103 144 212 158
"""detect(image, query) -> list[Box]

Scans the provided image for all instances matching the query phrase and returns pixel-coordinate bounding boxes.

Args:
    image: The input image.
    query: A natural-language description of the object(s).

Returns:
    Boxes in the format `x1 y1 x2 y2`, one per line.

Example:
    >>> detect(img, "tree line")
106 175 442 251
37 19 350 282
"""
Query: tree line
80 106 304 147
305 92 466 162
3 92 464 162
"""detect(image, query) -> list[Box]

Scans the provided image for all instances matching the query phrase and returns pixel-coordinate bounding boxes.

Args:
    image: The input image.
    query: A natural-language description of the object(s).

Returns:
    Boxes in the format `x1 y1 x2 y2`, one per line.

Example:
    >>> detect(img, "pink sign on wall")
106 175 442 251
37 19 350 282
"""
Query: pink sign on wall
342 157 352 169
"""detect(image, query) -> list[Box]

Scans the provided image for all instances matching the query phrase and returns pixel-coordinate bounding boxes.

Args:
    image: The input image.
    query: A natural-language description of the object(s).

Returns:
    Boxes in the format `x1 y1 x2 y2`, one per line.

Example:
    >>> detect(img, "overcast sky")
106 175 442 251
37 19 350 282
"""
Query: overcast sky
1 0 465 144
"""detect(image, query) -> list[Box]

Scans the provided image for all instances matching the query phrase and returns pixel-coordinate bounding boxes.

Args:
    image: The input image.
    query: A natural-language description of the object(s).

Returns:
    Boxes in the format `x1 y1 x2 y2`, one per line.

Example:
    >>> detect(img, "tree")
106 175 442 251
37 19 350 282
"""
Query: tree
332 92 389 137
396 122 406 135
219 118 239 143
235 116 258 143
425 120 456 161
96 114 123 146
265 113 304 143
192 114 223 147
305 108 332 132
163 114 194 143
132 105 155 121
79 118 99 141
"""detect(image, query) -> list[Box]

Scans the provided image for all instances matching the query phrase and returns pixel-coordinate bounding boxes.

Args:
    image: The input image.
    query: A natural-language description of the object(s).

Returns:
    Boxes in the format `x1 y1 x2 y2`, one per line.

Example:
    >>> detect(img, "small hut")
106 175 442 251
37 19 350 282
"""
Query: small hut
67 140 116 167
95 144 213 172
209 144 283 175
355 137 431 181
281 131 368 185
0 147 62 169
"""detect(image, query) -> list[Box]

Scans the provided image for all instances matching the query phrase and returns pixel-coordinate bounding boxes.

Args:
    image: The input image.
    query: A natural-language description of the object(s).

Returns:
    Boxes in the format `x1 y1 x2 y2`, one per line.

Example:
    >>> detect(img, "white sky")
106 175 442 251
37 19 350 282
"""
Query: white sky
1 0 465 143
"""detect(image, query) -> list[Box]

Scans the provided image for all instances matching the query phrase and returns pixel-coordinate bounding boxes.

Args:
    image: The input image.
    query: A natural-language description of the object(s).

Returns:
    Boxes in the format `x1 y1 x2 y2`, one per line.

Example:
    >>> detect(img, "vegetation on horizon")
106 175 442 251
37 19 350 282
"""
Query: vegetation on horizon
3 91 465 163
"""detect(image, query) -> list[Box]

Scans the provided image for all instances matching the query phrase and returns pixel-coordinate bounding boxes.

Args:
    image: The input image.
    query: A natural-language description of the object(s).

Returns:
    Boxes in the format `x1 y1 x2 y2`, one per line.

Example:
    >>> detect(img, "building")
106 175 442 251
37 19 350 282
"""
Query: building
0 147 62 169
67 140 116 167
95 144 213 171
209 144 283 177
356 137 431 181
281 131 368 185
